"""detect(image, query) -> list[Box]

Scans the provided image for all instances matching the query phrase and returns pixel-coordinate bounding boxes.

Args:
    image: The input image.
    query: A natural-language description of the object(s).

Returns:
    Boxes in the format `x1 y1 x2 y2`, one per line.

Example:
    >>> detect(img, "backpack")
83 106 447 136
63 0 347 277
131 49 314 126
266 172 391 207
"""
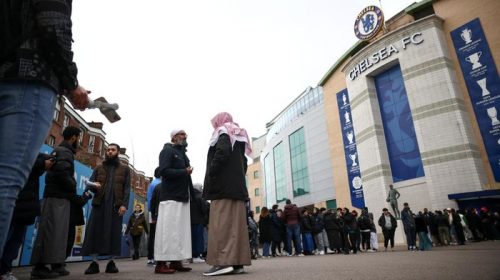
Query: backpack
0 0 32 62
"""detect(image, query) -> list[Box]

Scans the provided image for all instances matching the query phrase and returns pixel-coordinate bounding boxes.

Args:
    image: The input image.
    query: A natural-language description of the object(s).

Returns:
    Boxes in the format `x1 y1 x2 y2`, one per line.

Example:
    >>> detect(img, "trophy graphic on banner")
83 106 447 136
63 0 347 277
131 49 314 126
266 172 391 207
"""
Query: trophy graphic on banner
347 130 354 144
342 93 347 105
477 78 490 97
466 51 483 70
461 28 472 44
345 110 351 123
349 153 358 167
487 107 500 126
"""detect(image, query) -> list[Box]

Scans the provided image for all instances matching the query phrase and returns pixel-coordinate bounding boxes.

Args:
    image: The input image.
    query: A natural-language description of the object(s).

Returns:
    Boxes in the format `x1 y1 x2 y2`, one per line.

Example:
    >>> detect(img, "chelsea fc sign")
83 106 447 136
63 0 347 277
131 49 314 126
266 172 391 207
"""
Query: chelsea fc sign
354 6 384 40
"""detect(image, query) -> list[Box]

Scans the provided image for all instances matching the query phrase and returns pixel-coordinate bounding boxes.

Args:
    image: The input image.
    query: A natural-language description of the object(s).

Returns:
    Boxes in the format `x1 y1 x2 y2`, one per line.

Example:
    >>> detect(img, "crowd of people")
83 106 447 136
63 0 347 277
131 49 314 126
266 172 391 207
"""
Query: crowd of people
247 201 500 259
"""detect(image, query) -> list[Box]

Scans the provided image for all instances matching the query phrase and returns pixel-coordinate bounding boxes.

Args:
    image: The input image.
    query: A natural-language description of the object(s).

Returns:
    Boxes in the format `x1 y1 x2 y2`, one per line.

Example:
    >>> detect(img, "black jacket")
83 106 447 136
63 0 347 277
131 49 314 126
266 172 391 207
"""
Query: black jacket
378 214 397 231
301 215 314 233
158 143 194 203
149 184 162 222
343 212 358 231
0 0 79 93
415 216 428 233
12 153 49 225
323 212 342 231
190 188 209 225
44 141 76 199
258 215 273 243
203 134 248 201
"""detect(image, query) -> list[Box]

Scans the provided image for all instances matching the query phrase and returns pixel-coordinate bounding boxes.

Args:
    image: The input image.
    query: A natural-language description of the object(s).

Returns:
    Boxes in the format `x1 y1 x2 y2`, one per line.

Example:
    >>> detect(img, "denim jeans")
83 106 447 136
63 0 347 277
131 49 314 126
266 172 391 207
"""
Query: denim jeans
0 81 56 257
286 224 302 255
262 242 271 257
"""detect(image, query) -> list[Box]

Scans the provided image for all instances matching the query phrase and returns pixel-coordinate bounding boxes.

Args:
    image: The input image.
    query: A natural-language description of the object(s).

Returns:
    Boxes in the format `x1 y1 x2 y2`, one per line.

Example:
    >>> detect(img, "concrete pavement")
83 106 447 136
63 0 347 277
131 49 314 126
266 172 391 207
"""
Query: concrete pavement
12 241 500 280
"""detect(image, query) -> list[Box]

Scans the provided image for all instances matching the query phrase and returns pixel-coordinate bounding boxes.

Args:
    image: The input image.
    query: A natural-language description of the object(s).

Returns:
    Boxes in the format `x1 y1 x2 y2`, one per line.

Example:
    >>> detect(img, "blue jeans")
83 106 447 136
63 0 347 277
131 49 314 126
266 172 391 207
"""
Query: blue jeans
286 224 302 255
0 81 56 257
262 242 271 257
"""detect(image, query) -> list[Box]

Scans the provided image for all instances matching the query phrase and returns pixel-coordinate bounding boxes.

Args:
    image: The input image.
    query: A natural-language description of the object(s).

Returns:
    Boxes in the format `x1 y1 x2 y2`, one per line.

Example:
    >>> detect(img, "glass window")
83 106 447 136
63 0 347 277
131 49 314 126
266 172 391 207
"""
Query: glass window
253 170 259 179
53 108 59 121
48 135 56 147
256 206 261 214
63 115 69 129
289 127 309 197
264 154 275 207
255 188 260 196
375 65 424 182
273 142 287 203
88 135 95 153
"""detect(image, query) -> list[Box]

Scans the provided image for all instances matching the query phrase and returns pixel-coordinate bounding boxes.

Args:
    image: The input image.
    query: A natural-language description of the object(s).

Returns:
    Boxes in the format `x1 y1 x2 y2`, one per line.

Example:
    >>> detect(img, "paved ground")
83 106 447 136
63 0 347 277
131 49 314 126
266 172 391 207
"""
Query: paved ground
12 241 500 280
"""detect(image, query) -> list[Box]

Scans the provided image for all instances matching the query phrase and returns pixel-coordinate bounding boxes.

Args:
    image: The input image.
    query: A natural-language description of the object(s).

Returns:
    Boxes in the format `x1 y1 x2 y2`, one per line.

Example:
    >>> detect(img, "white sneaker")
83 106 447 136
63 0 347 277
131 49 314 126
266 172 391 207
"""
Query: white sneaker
297 253 305 257
319 250 325 255
326 248 334 254
192 257 205 263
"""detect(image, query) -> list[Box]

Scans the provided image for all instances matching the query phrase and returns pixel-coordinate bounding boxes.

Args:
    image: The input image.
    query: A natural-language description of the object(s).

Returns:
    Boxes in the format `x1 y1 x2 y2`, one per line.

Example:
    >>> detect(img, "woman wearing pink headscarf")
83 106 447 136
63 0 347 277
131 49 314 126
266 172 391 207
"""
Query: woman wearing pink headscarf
202 112 252 276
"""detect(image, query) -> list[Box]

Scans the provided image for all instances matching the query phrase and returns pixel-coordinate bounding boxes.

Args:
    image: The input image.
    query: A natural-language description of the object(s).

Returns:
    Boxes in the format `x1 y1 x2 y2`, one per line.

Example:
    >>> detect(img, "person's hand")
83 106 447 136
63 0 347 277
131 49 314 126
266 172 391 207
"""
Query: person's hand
186 166 193 175
93 182 102 191
118 206 127 216
68 85 90 110
44 158 55 170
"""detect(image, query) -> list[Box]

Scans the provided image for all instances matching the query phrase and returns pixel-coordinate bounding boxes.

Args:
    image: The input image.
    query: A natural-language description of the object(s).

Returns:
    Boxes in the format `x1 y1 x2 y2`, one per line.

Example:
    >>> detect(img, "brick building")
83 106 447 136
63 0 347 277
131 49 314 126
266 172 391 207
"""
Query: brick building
45 97 149 197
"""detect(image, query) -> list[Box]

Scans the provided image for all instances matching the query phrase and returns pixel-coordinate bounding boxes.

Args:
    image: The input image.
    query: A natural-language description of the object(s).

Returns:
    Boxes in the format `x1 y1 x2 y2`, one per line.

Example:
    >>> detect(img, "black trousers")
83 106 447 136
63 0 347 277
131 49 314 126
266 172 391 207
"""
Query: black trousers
361 231 371 250
383 228 396 248
66 225 76 258
147 223 156 259
132 235 141 257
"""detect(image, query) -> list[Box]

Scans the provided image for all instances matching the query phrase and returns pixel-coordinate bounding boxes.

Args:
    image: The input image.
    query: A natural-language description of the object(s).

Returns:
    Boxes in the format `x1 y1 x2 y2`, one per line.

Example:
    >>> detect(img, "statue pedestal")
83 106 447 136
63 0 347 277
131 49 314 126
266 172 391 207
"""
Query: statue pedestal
394 220 406 245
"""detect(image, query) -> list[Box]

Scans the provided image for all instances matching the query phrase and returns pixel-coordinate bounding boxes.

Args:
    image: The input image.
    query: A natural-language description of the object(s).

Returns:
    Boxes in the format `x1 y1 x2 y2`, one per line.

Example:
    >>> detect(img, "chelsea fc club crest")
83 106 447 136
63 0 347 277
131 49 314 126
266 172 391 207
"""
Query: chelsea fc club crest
354 6 384 41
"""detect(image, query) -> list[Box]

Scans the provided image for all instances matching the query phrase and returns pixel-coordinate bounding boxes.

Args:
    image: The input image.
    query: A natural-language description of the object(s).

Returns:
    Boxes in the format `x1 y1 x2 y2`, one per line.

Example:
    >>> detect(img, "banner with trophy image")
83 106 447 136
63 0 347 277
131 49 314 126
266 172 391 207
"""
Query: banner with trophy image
451 18 500 182
337 89 365 208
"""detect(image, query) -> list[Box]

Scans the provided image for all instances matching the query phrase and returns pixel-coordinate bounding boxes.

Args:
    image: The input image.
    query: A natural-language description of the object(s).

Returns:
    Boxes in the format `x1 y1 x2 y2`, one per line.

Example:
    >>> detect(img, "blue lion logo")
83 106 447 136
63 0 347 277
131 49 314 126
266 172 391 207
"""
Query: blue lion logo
361 14 375 33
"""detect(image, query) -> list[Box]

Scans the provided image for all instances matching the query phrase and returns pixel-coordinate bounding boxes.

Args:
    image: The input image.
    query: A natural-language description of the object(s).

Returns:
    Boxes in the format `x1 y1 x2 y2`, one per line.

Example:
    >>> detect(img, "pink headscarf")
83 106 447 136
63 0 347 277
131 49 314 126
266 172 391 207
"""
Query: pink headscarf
209 112 252 156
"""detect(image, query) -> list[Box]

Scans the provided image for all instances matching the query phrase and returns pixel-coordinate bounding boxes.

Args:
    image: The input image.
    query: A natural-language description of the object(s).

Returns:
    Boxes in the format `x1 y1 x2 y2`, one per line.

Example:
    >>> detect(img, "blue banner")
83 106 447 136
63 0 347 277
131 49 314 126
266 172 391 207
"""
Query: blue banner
337 89 365 209
451 18 500 182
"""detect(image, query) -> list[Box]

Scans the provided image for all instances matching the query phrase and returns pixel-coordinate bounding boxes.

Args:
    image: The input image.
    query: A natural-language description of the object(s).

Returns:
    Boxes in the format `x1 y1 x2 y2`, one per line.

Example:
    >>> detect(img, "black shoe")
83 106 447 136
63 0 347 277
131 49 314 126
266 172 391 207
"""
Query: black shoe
203 266 234 276
105 260 119 273
232 265 244 274
84 261 100 275
31 265 59 279
51 264 70 276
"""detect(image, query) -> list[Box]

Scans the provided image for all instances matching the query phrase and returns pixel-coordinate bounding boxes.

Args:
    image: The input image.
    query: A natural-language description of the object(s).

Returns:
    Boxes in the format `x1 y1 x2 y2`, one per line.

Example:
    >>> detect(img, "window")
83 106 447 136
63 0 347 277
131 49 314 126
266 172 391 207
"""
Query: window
256 206 261 214
326 199 337 210
255 188 260 196
88 135 95 153
97 138 102 153
253 170 259 179
273 142 287 203
53 108 59 122
289 127 310 197
48 135 56 147
264 154 275 207
63 115 69 129
79 127 84 146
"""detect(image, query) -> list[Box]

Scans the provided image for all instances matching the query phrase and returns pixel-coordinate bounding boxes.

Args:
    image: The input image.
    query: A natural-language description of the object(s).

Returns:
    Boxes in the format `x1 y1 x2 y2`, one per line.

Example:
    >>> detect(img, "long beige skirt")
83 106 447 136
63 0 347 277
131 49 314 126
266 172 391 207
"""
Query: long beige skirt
154 200 192 261
206 199 251 266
